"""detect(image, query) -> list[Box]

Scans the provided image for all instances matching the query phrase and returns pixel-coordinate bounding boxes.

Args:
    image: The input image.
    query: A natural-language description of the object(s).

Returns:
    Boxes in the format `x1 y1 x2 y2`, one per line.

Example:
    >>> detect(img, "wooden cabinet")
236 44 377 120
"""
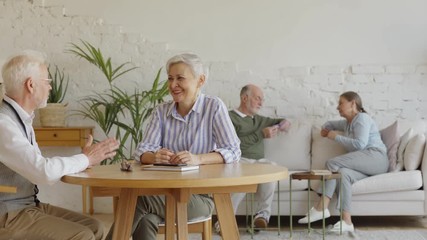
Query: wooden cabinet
34 126 94 214
34 127 93 149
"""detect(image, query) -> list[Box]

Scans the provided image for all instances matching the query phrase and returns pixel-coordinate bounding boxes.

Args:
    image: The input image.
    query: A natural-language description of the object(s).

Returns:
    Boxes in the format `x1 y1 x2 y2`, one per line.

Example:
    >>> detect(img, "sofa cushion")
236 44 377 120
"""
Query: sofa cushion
395 128 414 172
264 120 311 170
403 134 426 171
352 170 422 195
352 190 424 201
311 127 347 170
379 121 400 172
396 120 427 137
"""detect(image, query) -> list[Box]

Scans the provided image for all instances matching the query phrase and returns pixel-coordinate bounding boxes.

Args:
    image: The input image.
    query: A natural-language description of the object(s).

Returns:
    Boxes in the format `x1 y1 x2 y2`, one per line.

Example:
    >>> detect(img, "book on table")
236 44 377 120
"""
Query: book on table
310 169 332 175
142 163 200 172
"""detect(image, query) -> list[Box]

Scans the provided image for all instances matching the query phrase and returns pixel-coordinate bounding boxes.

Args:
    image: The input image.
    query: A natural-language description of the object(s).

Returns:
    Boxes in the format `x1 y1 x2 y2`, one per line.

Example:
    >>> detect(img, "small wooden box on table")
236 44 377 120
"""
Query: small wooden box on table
289 171 342 240
34 126 94 214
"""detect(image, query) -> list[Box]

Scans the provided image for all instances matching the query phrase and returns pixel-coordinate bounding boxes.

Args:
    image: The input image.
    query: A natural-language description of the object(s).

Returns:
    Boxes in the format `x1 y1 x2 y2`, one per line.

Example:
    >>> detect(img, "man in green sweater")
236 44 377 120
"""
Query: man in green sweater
228 84 290 229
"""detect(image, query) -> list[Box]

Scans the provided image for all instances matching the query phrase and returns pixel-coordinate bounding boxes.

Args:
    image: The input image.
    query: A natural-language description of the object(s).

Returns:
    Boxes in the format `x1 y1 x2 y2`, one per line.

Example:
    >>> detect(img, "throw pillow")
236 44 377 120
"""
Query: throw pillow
395 128 414 172
379 121 400 172
403 134 426 171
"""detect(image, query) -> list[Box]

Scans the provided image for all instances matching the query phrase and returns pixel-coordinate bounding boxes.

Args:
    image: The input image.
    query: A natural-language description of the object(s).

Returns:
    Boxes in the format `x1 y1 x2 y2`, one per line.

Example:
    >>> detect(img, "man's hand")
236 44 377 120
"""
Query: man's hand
83 135 120 166
262 126 278 138
278 119 291 132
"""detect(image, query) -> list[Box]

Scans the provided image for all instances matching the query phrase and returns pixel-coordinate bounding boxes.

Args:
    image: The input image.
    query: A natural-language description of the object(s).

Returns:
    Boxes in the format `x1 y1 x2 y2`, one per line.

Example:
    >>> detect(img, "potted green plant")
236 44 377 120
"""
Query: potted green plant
39 65 70 127
68 39 168 164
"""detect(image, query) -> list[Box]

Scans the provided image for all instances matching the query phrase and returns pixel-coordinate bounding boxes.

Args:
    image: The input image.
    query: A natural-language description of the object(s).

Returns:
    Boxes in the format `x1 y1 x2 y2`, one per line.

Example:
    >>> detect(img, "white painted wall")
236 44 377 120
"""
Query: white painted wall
55 0 427 73
1 0 427 213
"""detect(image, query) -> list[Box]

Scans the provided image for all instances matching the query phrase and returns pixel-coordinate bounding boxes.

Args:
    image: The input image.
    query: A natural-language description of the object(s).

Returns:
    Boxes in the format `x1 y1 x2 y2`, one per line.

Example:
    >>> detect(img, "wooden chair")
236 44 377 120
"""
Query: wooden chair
158 215 212 240
89 186 120 215
0 185 17 193
89 187 212 239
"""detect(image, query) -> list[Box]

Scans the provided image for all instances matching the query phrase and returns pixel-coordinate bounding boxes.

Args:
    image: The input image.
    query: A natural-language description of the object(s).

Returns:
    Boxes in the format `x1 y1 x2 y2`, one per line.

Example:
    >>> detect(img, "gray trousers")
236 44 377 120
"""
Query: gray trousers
0 203 103 240
106 194 214 240
321 148 388 212
231 158 276 221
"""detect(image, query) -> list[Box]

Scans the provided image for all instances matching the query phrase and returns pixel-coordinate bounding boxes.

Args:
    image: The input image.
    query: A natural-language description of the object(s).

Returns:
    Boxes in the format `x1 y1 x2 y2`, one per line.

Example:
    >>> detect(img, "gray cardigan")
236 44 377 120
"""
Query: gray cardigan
0 101 38 217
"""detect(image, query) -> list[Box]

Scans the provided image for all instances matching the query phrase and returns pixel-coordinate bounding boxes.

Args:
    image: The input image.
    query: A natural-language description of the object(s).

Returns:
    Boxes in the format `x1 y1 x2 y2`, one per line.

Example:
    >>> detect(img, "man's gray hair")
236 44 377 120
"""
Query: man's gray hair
1 50 46 97
240 85 252 97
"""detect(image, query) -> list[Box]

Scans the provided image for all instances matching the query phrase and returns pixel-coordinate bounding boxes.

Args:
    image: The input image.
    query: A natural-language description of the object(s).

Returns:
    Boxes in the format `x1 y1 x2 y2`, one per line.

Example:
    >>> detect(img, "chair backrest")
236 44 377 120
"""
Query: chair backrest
157 215 212 239
158 215 212 226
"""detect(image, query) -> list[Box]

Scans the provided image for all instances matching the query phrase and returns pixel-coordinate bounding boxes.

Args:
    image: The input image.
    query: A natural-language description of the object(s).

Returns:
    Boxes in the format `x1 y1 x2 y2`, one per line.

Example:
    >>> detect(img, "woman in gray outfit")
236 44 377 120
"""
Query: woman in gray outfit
298 91 388 232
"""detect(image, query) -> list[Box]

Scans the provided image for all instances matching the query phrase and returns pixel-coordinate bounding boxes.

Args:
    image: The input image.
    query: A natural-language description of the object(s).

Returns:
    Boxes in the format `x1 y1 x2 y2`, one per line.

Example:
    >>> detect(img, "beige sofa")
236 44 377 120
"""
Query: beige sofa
235 120 427 217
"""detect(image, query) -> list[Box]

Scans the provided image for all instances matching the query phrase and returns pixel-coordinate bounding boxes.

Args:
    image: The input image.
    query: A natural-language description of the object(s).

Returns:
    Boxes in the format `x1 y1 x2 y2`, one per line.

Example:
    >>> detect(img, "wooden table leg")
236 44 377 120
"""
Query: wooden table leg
89 186 94 215
213 193 240 240
165 195 176 240
82 185 87 214
173 189 190 240
112 188 138 240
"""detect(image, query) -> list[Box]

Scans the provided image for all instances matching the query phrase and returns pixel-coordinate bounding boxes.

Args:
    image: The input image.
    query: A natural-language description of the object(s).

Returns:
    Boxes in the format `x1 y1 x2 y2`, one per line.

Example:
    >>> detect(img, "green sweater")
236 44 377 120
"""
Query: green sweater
229 110 282 160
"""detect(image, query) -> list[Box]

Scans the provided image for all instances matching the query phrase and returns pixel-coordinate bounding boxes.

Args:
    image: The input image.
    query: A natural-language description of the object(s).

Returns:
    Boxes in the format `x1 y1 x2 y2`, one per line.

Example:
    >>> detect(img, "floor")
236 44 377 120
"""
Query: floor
93 213 427 239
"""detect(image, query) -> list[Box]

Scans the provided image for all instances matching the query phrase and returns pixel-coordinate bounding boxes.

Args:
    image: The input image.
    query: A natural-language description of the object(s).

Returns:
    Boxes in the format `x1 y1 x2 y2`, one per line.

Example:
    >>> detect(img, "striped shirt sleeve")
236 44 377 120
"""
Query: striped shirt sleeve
211 98 241 163
133 106 164 160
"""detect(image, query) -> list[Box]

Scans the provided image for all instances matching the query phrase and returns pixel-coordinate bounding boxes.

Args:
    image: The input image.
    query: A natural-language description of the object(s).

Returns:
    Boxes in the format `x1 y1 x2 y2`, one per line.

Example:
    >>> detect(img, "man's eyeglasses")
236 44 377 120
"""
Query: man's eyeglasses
39 78 52 85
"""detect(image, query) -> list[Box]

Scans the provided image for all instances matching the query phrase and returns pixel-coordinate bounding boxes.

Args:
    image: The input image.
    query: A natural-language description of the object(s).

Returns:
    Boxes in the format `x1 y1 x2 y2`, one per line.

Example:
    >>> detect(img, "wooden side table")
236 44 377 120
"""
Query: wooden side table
289 171 342 240
34 126 94 214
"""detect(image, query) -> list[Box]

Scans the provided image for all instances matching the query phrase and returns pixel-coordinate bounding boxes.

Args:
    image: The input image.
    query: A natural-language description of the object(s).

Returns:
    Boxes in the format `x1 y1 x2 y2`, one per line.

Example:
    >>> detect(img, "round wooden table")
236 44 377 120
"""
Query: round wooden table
62 162 288 240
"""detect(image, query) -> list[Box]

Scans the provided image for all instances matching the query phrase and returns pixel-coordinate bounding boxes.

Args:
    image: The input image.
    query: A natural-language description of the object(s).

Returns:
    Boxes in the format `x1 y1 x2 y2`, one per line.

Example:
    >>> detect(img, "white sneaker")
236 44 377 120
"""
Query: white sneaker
214 221 221 234
329 220 354 233
298 207 331 224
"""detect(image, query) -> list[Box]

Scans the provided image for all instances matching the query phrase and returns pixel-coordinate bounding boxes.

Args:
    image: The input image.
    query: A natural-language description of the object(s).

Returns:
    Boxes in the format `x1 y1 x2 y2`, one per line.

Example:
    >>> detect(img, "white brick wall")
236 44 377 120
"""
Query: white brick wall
1 0 427 127
1 0 427 213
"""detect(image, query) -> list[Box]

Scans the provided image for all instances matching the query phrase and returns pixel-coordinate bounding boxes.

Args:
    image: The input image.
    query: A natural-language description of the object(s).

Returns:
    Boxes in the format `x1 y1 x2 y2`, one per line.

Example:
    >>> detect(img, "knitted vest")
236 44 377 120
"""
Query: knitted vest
0 101 37 216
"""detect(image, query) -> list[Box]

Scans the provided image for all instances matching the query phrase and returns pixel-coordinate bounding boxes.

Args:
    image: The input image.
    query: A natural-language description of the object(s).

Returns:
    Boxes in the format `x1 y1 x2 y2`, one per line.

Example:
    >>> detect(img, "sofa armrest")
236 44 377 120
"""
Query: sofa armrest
421 137 427 215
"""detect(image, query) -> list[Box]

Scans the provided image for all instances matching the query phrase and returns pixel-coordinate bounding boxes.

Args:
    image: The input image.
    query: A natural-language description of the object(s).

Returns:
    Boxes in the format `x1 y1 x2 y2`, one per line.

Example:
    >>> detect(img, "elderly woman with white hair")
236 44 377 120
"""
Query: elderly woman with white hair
106 53 241 240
